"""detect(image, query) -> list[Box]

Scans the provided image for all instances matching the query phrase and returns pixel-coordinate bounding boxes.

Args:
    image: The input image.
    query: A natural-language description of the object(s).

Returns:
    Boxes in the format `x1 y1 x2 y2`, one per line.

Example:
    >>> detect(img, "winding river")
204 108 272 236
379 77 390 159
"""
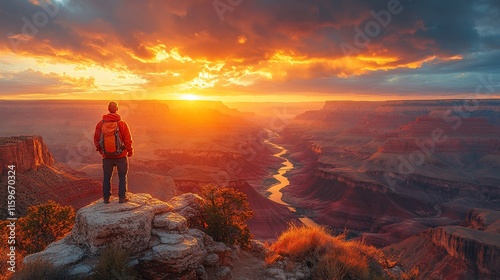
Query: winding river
265 140 318 227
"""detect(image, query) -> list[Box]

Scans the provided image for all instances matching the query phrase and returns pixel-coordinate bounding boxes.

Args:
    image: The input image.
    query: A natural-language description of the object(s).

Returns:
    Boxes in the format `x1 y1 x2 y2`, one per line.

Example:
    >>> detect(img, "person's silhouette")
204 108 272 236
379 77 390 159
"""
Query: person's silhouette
94 101 133 204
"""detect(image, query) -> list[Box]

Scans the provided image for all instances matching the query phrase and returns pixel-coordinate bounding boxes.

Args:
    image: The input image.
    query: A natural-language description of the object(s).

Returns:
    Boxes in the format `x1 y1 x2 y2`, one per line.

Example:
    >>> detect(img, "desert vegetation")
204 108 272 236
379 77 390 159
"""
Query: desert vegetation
11 246 135 280
1 201 74 279
90 246 136 280
16 200 75 254
267 224 395 280
198 184 254 248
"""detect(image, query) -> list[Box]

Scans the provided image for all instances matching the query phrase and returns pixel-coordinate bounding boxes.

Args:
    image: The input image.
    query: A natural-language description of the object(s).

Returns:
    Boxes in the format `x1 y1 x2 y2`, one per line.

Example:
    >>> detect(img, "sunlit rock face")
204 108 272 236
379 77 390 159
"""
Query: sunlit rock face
0 135 54 175
24 193 234 279
0 136 101 217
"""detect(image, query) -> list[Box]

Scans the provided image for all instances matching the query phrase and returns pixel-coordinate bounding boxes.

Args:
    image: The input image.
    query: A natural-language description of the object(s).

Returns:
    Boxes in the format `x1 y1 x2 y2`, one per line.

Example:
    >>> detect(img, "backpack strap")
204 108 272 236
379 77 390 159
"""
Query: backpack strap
100 120 105 138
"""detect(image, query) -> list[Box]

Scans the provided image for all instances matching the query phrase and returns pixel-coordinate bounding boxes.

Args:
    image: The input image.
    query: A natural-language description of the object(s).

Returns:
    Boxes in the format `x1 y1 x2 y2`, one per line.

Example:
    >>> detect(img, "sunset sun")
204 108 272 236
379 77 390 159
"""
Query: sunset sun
179 94 200 101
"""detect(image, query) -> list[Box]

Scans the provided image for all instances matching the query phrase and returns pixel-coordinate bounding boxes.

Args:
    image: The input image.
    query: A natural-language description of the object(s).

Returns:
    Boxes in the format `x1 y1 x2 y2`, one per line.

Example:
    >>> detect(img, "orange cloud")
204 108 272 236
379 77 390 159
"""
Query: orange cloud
0 0 497 100
0 68 97 95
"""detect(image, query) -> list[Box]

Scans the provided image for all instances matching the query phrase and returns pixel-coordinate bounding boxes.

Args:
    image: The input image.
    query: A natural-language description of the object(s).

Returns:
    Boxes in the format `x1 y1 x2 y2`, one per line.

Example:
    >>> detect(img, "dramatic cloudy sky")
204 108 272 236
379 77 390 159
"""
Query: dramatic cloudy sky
1 0 499 101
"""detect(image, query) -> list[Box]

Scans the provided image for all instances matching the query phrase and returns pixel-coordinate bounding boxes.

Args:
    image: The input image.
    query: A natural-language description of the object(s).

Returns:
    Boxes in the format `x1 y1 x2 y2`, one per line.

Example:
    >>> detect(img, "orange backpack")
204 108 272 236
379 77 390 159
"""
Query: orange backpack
99 121 125 156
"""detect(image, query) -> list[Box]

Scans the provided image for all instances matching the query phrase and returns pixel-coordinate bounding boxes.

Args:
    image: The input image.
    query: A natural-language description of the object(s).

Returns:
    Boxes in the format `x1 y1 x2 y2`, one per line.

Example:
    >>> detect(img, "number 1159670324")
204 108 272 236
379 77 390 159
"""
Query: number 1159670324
7 165 16 217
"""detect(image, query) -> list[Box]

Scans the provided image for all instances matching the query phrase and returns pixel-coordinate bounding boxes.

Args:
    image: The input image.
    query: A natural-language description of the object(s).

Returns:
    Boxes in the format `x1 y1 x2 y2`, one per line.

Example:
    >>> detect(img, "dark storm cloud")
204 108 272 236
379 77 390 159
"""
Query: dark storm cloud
1 0 492 59
1 0 497 60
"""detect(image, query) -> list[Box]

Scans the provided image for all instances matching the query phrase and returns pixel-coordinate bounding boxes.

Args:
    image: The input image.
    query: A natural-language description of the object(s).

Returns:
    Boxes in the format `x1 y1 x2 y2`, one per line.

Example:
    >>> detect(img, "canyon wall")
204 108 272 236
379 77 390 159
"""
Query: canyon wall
281 100 500 249
0 136 54 175
0 136 101 217
466 208 500 232
429 226 500 277
386 209 500 279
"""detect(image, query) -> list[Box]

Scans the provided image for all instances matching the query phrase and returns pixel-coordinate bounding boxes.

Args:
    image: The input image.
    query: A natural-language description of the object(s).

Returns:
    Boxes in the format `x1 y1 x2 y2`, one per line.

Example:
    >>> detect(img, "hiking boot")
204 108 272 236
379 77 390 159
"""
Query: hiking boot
103 198 110 204
119 197 129 203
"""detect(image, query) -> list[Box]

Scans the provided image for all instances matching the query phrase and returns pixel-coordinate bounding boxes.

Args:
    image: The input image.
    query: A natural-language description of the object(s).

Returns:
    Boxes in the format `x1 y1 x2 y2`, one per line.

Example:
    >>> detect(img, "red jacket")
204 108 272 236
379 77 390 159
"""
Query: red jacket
94 113 133 158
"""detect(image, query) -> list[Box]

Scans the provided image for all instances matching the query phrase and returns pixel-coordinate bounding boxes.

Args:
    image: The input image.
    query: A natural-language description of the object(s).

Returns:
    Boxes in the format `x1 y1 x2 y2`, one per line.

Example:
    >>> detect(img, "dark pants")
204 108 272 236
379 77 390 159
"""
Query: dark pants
102 157 128 199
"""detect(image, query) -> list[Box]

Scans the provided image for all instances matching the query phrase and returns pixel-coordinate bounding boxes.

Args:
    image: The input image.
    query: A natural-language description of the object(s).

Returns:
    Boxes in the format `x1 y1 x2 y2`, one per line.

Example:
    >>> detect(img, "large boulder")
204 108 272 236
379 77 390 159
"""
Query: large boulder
71 193 163 254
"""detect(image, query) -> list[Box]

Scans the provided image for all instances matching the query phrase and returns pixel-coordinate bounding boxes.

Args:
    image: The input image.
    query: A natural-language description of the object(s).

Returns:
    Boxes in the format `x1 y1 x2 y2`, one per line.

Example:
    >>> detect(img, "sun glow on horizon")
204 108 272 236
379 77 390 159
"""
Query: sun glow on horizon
179 94 201 101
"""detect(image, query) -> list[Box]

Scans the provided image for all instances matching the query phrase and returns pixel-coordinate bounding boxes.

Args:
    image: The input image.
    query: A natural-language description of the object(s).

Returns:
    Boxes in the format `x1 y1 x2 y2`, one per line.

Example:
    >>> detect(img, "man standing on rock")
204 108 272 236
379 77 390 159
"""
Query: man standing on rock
94 101 133 204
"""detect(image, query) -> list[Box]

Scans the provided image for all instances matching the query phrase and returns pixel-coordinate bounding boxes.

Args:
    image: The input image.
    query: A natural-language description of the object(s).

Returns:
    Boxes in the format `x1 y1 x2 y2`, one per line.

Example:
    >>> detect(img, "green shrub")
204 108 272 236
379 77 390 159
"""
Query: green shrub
199 185 254 248
17 200 75 254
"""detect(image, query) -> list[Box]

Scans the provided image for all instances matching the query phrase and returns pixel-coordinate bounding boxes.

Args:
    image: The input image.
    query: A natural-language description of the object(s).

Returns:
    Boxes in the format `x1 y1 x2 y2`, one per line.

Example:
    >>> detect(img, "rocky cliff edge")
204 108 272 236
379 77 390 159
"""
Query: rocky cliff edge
23 193 237 280
384 208 500 279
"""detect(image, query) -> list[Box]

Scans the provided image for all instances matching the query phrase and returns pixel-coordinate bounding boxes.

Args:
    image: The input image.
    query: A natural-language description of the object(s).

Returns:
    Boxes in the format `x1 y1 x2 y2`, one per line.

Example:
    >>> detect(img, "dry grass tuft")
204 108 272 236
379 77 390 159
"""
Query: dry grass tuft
91 245 136 280
267 224 390 280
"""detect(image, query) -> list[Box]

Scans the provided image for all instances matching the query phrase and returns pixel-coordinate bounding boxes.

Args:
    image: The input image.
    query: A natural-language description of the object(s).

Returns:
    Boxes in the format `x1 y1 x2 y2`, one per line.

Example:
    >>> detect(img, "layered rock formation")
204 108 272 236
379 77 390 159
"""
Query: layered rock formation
385 209 500 279
280 99 500 248
24 193 234 279
0 136 54 175
0 136 101 217
429 226 499 277
283 100 500 279
467 208 500 232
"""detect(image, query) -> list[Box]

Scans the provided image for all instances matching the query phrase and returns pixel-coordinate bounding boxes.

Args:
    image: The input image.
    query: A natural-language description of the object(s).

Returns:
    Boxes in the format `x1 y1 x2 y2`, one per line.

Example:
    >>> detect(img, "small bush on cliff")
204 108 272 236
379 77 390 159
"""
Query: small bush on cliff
91 246 136 280
267 224 390 280
199 185 254 248
17 200 75 254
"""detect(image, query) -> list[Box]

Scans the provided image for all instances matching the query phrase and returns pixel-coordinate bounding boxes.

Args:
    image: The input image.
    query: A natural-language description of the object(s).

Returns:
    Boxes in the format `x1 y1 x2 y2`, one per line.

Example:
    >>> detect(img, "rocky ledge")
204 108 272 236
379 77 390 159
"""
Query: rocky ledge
384 208 500 279
429 226 500 277
24 193 234 280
